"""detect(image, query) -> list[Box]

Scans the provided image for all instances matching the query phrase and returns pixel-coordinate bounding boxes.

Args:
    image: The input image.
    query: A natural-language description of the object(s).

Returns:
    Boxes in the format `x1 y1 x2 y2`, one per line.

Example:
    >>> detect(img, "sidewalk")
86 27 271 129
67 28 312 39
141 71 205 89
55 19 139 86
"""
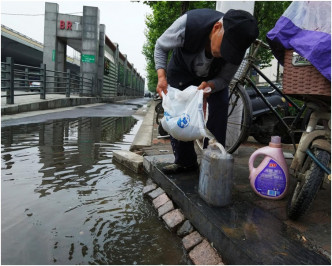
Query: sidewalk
140 103 331 264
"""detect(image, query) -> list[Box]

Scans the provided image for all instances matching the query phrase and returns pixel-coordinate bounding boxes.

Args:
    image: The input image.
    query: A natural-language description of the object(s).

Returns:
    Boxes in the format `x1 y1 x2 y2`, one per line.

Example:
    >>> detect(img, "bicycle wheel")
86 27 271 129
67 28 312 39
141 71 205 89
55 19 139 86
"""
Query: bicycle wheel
158 123 169 136
287 147 330 220
226 83 252 154
155 101 164 125
252 113 279 145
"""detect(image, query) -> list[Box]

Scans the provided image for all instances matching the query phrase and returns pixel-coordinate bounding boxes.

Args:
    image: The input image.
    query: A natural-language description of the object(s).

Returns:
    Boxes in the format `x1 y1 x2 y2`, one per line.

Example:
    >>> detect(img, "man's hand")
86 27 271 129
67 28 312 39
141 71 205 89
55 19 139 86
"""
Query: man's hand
198 81 214 98
156 69 168 98
198 81 214 118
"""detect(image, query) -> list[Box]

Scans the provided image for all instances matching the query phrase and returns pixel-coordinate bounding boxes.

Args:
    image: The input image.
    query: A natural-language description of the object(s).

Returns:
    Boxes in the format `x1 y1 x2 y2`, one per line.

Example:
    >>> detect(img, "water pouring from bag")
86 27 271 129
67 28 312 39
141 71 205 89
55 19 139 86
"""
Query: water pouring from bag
202 87 211 117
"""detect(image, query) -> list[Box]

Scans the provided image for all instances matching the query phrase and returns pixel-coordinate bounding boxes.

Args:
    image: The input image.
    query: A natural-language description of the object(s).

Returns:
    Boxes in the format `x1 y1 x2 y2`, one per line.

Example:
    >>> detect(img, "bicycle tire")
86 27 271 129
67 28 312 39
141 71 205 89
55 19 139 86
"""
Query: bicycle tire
155 101 164 125
158 123 169 136
287 147 330 220
226 83 253 154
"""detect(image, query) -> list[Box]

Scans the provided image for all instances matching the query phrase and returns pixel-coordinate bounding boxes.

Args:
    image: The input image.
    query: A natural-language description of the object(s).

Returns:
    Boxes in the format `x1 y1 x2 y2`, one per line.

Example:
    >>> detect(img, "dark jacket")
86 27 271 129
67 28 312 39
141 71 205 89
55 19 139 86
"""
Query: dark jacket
167 9 226 90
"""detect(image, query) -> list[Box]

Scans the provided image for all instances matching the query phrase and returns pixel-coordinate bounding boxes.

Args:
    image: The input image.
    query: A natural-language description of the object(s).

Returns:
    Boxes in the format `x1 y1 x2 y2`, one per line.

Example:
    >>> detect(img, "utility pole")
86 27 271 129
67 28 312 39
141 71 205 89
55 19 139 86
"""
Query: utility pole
216 1 255 153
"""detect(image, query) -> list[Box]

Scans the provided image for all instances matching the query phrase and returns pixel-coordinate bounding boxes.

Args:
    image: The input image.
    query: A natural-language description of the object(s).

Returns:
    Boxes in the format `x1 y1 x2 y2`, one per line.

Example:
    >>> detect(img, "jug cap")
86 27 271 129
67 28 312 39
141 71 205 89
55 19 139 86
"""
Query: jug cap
271 136 281 144
269 136 282 148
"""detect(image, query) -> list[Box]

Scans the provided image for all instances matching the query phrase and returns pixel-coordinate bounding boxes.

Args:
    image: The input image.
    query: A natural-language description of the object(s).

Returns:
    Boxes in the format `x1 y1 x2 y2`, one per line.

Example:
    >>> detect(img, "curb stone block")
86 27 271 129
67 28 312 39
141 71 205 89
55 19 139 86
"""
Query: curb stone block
143 157 152 173
146 178 155 186
182 231 203 251
158 200 174 217
40 102 48 110
142 184 157 195
189 239 223 265
162 209 185 231
177 220 194 237
147 187 164 200
153 193 170 209
112 150 143 173
30 102 39 111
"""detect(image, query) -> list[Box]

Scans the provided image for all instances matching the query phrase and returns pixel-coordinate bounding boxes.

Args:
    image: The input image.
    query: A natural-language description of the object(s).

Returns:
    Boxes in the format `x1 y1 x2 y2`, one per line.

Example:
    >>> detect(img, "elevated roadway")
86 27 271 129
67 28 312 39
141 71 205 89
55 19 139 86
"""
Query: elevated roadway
1 24 80 73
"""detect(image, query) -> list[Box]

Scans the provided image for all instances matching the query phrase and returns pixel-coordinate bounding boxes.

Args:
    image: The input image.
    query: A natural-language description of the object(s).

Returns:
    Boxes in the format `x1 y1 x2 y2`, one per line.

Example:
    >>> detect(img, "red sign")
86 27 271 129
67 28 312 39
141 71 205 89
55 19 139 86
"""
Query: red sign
60 20 72 30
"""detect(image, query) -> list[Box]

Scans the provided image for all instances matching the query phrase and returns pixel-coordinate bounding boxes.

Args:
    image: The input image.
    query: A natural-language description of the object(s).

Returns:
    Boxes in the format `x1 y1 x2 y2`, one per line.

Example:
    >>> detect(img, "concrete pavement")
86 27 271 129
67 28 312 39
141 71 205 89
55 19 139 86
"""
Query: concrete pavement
136 105 331 264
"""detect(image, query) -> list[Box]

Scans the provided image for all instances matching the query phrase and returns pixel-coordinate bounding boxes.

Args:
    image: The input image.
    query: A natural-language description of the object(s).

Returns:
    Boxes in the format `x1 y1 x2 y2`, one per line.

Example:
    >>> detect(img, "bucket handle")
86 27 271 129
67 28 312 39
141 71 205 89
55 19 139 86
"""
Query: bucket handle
204 128 228 155
209 139 227 155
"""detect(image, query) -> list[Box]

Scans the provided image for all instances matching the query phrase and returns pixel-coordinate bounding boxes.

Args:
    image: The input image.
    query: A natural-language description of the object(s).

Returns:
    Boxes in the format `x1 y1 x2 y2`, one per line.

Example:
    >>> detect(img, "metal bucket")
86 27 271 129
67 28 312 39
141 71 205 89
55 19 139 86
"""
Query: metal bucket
198 142 234 207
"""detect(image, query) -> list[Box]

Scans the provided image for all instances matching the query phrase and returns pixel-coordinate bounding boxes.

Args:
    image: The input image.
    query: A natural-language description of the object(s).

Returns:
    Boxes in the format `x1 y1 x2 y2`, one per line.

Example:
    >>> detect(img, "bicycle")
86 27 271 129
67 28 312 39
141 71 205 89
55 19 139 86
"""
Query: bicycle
227 39 330 219
225 39 309 153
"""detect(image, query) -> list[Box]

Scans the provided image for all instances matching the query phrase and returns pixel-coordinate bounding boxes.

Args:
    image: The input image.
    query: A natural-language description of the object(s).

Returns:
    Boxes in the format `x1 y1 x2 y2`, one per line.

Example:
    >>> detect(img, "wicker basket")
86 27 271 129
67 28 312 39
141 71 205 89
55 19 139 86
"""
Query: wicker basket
282 50 331 96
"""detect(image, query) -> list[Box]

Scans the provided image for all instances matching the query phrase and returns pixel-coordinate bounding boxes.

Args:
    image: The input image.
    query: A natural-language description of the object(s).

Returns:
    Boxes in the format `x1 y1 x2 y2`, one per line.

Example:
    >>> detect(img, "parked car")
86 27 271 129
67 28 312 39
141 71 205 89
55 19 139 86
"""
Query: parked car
30 81 41 92
144 92 151 98
273 82 283 90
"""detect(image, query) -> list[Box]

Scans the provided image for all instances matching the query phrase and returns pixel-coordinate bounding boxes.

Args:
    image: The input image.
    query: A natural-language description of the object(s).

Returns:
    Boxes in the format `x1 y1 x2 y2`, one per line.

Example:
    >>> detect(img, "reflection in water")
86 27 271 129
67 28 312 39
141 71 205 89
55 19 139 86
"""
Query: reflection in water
1 117 185 265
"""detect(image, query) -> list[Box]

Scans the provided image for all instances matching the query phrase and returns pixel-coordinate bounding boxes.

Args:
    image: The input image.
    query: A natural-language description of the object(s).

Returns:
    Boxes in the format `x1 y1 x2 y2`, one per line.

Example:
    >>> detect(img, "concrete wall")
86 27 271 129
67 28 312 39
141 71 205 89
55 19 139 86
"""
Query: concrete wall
258 58 283 84
97 24 106 95
43 2 59 93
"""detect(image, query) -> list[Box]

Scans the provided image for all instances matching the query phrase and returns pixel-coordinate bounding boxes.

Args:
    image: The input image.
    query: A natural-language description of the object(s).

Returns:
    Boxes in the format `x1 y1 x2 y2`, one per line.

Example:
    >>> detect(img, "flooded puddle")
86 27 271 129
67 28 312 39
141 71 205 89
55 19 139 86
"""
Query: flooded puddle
1 116 185 264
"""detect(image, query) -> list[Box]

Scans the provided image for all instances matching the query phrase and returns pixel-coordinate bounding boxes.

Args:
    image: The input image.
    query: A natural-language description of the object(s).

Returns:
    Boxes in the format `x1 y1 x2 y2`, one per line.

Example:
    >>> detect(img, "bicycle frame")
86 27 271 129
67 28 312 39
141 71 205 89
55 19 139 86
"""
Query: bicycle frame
245 72 304 151
219 38 330 219
234 40 309 151
243 40 331 177
290 105 331 175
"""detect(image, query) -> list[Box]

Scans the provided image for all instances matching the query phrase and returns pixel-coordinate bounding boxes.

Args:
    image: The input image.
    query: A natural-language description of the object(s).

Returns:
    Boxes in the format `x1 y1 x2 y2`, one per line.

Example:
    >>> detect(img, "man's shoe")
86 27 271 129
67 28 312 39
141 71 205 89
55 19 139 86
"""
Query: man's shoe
162 163 198 174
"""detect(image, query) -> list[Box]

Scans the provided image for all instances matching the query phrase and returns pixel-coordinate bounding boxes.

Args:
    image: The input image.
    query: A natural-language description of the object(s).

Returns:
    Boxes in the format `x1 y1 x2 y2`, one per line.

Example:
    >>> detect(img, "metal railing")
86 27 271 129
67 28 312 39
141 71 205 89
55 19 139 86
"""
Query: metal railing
1 57 94 104
1 57 144 105
103 60 144 98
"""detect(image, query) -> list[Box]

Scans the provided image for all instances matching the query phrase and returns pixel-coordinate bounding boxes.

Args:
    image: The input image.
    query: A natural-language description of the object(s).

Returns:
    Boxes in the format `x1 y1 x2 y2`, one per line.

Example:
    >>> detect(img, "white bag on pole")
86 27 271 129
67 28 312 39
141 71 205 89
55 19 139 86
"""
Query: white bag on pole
161 85 208 141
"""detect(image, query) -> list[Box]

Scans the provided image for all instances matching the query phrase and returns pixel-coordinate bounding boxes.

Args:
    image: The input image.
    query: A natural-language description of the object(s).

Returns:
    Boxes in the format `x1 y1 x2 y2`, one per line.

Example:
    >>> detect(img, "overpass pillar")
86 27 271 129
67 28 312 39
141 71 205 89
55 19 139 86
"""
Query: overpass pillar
97 24 106 96
43 3 67 93
81 6 101 96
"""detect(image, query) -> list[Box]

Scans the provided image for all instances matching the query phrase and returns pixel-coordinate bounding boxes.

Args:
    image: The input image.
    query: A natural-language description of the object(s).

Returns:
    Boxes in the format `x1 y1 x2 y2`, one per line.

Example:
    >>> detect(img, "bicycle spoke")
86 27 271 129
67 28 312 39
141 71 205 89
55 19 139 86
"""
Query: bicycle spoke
226 84 252 153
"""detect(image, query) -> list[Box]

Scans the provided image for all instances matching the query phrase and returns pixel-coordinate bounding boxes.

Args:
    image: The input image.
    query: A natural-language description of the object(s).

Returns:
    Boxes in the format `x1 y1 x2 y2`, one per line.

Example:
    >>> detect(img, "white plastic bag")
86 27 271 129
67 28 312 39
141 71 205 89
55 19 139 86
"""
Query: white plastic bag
161 85 207 141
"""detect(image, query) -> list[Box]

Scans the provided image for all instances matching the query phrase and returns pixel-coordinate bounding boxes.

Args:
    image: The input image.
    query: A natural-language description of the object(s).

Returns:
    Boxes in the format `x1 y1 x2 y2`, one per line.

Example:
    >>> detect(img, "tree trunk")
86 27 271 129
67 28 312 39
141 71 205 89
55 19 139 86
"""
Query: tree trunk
181 2 190 15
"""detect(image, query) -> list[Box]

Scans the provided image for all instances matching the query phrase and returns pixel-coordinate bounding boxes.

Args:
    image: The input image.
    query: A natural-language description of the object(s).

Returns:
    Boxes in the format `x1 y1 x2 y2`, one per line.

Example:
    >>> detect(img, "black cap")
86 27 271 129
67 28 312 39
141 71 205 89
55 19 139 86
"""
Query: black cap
220 9 259 65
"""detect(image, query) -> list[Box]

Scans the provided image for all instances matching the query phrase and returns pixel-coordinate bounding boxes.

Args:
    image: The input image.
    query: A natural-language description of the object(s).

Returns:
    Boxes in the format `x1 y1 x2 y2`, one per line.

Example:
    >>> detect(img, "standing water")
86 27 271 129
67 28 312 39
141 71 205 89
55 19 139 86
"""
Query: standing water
1 116 185 264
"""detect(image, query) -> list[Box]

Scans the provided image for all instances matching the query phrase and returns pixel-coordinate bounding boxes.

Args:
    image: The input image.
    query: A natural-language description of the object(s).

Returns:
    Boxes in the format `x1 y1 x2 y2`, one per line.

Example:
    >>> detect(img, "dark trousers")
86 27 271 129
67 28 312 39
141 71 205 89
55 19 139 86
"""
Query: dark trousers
170 88 229 166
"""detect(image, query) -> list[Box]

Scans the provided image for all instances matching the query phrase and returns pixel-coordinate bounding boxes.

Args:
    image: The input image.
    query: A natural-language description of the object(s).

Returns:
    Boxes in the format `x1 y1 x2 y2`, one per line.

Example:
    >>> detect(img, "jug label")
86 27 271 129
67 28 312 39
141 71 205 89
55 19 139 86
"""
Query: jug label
254 159 286 197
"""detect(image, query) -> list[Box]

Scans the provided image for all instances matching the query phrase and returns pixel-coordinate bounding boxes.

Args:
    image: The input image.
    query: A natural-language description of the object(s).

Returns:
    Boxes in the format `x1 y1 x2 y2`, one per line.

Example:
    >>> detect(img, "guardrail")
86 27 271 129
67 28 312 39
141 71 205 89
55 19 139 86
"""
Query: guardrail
1 57 94 104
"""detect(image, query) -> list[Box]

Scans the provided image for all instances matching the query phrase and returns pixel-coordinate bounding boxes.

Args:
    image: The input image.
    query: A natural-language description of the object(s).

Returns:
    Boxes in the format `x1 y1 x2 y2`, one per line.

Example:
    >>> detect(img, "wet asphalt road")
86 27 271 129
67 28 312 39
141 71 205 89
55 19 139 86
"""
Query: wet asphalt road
1 97 187 264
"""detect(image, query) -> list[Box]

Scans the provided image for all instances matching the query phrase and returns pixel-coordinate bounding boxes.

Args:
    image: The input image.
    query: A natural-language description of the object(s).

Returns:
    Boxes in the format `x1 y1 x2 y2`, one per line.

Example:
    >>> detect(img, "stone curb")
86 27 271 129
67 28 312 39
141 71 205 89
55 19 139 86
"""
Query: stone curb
143 179 224 265
112 150 143 173
130 100 155 151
